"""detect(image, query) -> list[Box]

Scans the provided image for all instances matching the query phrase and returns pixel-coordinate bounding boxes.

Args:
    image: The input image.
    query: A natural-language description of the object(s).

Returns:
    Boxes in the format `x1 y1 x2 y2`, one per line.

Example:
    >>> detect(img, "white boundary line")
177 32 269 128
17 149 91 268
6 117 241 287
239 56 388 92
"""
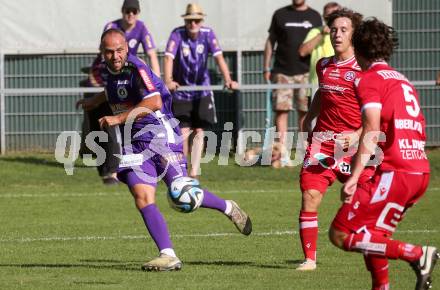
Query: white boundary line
0 229 437 244
0 189 286 198
1 188 440 198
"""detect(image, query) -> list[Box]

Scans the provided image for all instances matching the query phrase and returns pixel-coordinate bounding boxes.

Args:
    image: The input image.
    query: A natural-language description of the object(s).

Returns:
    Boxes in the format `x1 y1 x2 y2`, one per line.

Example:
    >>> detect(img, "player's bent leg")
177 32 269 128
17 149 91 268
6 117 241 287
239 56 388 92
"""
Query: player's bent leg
297 189 323 271
199 188 252 235
329 227 392 289
129 184 181 271
129 183 156 209
328 226 348 249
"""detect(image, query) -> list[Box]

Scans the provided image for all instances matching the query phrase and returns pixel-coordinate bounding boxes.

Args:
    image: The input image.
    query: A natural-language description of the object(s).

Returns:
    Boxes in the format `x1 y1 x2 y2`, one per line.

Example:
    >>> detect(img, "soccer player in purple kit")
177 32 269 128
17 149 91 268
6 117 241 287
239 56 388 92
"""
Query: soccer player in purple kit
84 0 160 185
163 3 239 178
76 29 252 272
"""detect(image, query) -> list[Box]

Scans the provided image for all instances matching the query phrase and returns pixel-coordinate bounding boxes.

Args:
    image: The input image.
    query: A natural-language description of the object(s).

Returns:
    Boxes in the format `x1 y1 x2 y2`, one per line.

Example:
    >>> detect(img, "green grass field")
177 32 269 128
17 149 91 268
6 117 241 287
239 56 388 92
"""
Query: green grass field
0 151 439 289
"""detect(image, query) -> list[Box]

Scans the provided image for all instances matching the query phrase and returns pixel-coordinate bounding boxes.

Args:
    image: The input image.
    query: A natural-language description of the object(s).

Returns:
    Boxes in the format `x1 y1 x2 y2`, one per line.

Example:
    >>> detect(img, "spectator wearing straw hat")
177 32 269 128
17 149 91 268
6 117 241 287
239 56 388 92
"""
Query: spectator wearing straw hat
164 3 238 178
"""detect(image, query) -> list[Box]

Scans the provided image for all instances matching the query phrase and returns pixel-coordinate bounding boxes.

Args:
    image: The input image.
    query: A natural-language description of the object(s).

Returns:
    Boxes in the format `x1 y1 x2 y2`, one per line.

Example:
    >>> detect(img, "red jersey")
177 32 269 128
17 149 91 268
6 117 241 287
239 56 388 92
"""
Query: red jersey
311 55 362 153
355 62 429 173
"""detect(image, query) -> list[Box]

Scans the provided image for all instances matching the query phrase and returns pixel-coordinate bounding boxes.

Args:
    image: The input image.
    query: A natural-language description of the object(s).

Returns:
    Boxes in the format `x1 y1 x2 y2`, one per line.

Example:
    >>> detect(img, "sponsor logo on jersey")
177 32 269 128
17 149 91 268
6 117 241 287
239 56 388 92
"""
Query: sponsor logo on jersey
128 39 137 48
344 71 356 81
329 69 340 79
117 86 128 99
117 80 129 85
110 102 131 114
285 21 313 29
196 44 205 54
139 69 155 91
182 44 190 57
394 119 423 134
320 84 347 92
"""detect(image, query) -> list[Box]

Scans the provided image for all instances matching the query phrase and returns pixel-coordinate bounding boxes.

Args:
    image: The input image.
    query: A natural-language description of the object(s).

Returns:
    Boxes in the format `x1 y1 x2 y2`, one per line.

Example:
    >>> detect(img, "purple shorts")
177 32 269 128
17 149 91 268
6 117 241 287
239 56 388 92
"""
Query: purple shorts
116 140 187 188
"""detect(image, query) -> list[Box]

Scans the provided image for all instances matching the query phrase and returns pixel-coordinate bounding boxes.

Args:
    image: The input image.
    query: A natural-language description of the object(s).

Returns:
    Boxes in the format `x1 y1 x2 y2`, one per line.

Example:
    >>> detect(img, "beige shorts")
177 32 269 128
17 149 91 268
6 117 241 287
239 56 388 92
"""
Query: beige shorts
271 73 309 112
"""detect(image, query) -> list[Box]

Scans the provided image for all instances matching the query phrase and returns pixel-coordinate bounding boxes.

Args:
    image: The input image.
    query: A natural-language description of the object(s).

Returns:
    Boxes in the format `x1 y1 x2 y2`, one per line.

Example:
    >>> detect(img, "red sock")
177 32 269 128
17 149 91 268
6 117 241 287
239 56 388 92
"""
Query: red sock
299 211 318 261
344 231 422 262
364 255 389 290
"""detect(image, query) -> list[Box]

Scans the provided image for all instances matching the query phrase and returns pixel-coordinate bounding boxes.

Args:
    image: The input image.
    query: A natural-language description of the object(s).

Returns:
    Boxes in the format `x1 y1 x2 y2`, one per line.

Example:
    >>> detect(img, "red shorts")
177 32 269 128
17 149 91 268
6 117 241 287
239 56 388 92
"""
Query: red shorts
332 171 430 236
300 149 374 193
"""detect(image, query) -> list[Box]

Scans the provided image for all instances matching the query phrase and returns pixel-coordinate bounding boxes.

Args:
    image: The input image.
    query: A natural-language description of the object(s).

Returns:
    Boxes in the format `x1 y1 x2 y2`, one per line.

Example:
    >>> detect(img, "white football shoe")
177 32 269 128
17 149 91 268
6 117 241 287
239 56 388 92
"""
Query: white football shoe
141 253 182 272
411 246 439 290
296 259 317 271
226 200 252 236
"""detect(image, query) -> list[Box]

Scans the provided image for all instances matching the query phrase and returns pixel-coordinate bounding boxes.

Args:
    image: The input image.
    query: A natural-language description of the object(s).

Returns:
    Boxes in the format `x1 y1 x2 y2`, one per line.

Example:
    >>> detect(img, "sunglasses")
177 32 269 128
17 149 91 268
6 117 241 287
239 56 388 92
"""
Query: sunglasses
185 19 202 24
124 8 139 15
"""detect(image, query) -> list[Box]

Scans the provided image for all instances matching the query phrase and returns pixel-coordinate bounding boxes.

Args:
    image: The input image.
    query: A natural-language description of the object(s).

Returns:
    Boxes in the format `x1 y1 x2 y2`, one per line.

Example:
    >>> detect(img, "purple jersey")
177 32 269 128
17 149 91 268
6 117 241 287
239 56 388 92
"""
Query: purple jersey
100 54 181 148
165 26 222 100
104 20 156 55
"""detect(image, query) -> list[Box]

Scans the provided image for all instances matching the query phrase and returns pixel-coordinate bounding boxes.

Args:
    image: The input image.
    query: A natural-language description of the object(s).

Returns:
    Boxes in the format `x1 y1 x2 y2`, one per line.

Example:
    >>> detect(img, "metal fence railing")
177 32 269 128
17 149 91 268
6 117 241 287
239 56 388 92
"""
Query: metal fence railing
0 80 437 154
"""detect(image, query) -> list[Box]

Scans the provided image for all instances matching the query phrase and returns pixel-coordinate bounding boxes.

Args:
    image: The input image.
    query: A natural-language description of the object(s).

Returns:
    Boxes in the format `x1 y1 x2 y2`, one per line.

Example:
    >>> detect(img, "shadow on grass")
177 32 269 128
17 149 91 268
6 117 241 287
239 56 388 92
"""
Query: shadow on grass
0 258 304 271
286 259 308 264
185 260 295 269
0 156 83 168
0 262 142 272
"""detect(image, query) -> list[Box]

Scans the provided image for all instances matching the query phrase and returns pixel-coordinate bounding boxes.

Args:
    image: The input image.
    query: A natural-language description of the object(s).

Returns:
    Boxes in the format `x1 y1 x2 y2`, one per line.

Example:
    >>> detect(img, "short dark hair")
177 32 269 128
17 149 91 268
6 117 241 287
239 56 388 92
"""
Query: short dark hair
323 2 340 13
352 18 398 62
327 8 363 31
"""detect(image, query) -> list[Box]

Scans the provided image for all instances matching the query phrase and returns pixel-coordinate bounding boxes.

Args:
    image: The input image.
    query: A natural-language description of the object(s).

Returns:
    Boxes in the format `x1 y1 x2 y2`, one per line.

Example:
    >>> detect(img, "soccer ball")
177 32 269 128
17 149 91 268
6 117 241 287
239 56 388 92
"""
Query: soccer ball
167 177 204 213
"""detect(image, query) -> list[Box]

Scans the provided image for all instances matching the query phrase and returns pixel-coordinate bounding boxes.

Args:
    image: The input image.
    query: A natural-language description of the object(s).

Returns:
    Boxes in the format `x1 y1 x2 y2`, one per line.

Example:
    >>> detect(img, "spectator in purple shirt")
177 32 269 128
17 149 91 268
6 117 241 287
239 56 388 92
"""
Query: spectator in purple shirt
101 0 160 75
77 29 252 272
163 3 238 178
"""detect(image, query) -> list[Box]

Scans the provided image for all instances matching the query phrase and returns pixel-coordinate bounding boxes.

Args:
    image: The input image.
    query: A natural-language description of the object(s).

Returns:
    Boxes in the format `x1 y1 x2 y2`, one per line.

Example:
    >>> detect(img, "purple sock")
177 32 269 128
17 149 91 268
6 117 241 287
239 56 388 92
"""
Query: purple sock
139 204 173 251
201 189 227 212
